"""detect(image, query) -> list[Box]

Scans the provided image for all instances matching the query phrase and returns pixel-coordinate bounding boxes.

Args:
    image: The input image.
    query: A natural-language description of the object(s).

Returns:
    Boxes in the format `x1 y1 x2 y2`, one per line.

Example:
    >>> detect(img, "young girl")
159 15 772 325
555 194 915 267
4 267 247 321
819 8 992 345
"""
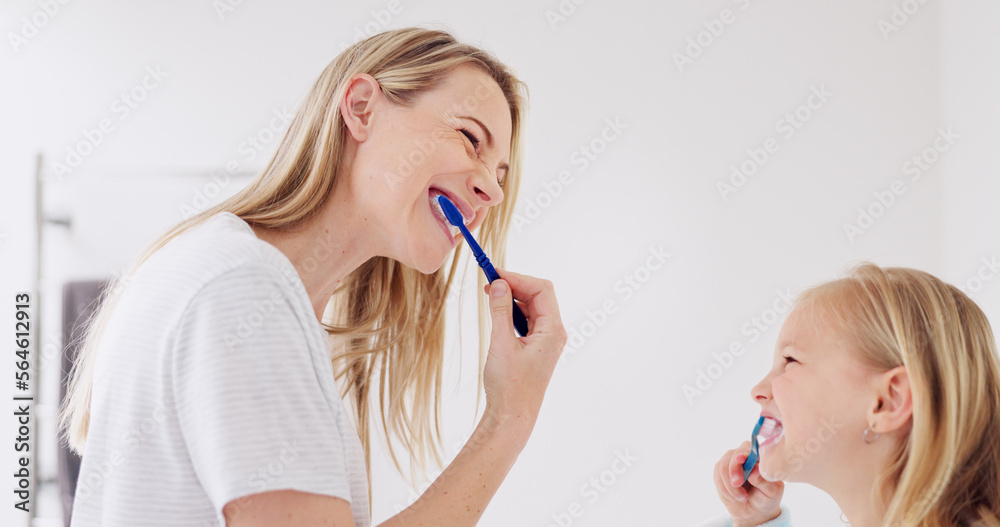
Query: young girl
710 264 1000 526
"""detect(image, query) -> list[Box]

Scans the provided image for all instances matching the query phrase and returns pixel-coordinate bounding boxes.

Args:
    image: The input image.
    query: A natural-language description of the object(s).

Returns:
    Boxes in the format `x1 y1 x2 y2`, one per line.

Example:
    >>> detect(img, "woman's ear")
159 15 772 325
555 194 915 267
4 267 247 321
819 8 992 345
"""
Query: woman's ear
868 365 912 434
339 73 381 142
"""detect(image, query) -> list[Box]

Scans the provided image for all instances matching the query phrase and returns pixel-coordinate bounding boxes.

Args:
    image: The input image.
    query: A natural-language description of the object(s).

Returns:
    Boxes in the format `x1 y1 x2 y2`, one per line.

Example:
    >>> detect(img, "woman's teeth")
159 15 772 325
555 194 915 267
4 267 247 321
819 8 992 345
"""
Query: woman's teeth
428 193 471 244
429 193 473 227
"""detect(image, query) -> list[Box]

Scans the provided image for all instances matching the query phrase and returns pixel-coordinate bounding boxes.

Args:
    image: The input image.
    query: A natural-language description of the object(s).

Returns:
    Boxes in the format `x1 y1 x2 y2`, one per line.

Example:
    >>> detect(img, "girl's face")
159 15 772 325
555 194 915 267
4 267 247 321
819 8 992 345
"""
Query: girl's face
346 64 511 274
751 302 877 486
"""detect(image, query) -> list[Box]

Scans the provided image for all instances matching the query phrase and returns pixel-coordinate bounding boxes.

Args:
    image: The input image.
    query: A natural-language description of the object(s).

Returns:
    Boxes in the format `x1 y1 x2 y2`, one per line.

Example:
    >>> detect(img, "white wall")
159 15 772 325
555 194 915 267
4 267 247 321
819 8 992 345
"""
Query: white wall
940 2 1000 320
0 1 994 526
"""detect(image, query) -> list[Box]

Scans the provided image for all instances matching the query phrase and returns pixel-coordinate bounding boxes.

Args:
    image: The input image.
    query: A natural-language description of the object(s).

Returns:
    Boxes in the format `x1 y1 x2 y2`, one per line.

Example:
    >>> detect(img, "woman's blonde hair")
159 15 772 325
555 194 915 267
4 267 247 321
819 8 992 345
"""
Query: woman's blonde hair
59 27 528 483
798 263 1000 526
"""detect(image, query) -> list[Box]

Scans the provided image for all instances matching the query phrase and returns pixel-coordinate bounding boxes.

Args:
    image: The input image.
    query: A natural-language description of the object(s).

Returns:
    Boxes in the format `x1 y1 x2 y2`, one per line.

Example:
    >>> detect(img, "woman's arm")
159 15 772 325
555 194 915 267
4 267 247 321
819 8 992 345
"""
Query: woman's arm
224 491 356 526
223 410 522 527
224 412 524 527
226 272 566 527
381 408 531 526
385 272 565 525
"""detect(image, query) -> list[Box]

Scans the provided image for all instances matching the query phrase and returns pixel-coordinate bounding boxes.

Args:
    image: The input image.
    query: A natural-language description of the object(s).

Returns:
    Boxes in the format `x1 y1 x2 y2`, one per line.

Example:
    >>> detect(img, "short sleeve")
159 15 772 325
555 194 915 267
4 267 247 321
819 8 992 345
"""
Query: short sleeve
171 262 353 519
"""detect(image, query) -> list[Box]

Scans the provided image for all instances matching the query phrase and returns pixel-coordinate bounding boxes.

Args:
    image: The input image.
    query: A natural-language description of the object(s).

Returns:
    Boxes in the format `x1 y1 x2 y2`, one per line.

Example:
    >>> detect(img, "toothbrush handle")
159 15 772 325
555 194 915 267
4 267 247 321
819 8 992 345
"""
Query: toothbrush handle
742 416 766 484
742 450 759 484
478 253 501 282
458 224 529 337
478 255 529 337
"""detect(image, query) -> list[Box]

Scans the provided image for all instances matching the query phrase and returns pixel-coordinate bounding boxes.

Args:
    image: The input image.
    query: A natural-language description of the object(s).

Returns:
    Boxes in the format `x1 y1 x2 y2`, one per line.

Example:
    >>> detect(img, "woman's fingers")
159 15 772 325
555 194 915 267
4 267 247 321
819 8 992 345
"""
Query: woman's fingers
487 279 517 343
492 269 565 339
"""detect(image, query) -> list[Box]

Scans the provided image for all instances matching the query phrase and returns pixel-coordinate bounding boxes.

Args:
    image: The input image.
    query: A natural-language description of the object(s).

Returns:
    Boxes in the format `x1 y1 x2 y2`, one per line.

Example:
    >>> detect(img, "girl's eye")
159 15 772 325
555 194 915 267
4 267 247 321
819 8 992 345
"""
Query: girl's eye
459 128 481 153
783 355 799 366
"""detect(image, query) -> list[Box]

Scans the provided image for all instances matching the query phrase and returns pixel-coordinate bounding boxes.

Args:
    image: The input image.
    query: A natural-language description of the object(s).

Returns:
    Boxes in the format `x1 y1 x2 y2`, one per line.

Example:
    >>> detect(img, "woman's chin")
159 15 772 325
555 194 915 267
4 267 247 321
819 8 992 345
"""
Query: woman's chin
408 258 441 275
407 252 451 275
395 243 452 274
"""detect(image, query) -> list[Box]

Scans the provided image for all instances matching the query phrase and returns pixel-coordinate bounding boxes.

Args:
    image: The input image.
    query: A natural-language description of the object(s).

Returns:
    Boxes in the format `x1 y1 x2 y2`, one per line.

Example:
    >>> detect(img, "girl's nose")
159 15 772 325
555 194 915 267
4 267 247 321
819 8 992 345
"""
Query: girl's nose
751 374 773 402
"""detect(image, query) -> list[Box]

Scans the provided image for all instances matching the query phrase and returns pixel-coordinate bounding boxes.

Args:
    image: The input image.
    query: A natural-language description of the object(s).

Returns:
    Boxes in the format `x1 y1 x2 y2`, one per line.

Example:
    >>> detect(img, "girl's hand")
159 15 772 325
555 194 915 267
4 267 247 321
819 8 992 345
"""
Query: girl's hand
713 441 784 527
482 270 567 439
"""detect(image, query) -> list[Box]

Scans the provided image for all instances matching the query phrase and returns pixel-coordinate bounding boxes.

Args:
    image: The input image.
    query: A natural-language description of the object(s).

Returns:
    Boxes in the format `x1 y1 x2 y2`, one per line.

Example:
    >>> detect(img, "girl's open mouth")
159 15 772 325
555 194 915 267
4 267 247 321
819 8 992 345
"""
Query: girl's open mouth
758 417 784 449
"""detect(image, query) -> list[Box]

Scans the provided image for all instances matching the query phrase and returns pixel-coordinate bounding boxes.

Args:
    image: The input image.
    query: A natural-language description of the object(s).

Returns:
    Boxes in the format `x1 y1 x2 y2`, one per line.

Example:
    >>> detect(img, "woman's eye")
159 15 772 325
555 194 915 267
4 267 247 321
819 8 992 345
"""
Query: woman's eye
459 128 480 153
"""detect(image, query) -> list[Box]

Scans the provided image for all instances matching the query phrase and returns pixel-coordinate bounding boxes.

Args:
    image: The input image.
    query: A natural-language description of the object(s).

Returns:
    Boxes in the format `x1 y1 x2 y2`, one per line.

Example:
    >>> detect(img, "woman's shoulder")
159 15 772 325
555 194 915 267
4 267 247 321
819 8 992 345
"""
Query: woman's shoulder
137 212 300 293
117 212 309 324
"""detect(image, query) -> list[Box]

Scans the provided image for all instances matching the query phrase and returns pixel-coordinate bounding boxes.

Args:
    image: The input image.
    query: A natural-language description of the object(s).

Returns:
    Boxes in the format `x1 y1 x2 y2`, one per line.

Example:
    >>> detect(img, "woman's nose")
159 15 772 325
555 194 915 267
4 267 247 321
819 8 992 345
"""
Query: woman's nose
468 166 504 208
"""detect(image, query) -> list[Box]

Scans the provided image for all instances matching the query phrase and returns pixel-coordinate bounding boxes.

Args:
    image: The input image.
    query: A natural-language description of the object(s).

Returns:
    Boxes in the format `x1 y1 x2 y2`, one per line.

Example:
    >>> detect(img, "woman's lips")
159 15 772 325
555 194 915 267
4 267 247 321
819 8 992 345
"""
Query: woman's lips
428 192 461 247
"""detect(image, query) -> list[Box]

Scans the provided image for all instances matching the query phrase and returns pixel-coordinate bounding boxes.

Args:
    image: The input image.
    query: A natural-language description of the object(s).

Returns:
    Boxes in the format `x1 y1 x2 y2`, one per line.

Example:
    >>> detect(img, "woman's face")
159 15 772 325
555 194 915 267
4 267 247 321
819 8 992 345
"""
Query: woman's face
750 301 877 486
345 64 511 273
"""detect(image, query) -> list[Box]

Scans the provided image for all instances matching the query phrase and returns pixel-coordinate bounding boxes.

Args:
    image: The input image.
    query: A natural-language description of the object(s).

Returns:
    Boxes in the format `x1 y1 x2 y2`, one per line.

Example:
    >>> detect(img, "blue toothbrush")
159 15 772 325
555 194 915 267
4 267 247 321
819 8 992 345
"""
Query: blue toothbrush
742 416 766 484
435 195 529 337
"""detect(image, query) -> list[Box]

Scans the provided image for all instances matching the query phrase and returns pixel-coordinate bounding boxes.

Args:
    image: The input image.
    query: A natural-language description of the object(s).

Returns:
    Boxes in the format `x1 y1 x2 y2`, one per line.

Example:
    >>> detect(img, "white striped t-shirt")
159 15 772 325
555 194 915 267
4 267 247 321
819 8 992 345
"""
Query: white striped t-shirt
70 211 370 527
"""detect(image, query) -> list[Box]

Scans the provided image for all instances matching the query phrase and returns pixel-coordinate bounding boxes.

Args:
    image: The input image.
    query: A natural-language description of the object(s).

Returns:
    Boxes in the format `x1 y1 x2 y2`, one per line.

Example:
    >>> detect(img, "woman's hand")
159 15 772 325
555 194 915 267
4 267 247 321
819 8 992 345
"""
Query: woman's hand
713 441 784 527
481 269 567 440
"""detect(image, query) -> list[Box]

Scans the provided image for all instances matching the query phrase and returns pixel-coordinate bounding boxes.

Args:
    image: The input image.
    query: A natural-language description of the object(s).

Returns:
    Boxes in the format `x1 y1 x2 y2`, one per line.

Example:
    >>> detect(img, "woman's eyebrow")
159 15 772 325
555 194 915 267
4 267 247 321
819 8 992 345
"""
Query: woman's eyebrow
458 115 510 175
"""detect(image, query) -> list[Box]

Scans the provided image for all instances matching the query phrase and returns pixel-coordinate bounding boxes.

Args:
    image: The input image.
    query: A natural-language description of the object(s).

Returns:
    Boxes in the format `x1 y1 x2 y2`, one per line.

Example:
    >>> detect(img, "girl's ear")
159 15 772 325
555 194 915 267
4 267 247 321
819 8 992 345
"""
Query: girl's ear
868 365 912 434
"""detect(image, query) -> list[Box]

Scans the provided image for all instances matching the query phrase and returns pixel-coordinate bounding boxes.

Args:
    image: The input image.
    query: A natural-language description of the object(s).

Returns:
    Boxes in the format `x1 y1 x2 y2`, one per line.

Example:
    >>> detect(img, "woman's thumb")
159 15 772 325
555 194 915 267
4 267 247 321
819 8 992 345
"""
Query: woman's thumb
489 279 515 339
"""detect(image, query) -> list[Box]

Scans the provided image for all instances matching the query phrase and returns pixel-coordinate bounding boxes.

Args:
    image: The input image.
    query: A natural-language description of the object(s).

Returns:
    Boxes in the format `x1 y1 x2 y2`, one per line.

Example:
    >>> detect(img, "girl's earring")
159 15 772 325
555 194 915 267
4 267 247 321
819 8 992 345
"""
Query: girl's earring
863 425 880 444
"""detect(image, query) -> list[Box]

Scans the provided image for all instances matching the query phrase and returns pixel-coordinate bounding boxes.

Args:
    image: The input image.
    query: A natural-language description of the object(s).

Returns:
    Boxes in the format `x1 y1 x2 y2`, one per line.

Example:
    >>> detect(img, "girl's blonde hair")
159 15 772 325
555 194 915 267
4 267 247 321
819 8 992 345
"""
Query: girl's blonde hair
59 27 528 482
798 263 1000 526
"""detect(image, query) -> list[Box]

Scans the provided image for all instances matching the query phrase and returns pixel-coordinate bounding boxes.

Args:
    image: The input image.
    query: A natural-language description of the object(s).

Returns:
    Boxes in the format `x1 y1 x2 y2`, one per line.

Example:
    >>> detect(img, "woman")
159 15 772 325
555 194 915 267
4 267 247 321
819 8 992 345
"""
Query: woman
61 28 567 527
709 264 1000 526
